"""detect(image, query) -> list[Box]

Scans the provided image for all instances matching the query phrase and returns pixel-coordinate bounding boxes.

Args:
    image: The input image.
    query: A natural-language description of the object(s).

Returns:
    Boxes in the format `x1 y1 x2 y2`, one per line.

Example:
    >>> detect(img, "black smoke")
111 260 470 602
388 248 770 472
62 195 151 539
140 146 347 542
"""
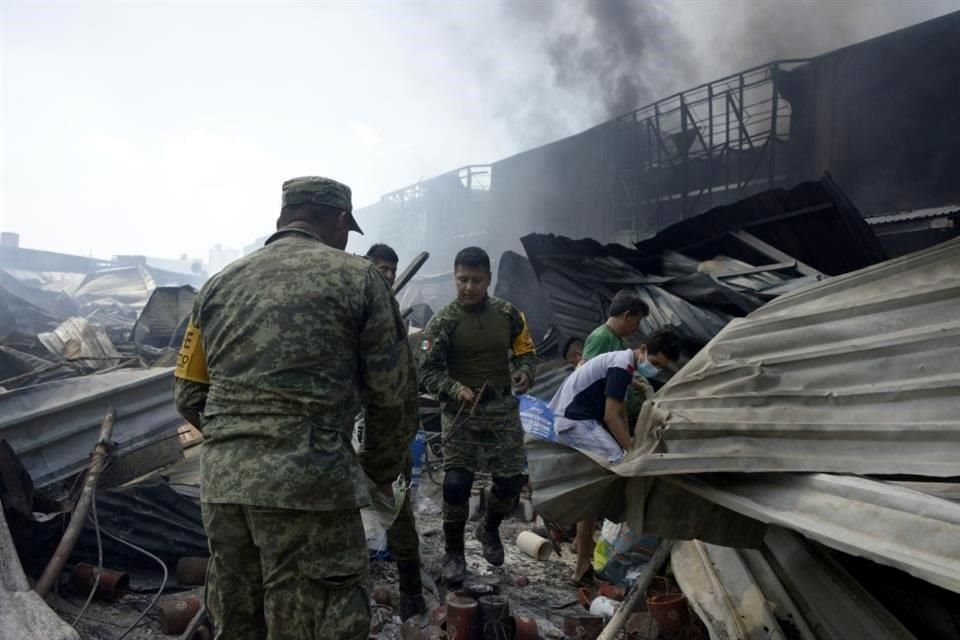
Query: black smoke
505 0 692 123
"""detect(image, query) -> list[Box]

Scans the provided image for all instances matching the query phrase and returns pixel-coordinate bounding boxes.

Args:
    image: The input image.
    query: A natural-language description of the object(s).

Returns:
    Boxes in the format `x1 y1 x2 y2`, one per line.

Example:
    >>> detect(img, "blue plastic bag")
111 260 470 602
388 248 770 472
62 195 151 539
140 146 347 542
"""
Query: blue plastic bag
409 429 427 489
518 394 557 442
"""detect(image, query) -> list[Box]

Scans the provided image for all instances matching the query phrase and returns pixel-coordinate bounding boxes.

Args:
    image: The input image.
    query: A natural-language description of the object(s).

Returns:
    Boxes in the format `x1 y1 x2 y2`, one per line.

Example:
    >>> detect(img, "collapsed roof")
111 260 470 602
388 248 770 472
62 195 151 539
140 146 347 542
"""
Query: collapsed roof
527 237 960 596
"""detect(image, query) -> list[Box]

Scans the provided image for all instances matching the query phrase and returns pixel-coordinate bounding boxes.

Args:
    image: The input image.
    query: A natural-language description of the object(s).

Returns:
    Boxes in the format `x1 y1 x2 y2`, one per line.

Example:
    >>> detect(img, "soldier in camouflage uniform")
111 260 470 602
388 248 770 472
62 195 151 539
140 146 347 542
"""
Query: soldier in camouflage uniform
361 241 426 620
174 176 419 640
418 247 536 585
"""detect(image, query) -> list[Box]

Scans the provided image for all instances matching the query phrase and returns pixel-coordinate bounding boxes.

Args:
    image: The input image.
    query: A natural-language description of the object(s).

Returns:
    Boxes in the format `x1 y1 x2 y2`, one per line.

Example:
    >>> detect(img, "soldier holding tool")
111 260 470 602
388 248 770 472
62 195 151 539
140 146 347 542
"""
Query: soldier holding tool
418 246 537 585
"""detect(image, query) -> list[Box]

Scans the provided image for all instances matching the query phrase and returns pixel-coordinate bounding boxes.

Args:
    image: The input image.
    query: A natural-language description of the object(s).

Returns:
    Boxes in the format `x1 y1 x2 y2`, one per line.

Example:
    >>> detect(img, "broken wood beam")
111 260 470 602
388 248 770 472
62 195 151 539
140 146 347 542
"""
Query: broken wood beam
596 540 674 640
729 230 823 278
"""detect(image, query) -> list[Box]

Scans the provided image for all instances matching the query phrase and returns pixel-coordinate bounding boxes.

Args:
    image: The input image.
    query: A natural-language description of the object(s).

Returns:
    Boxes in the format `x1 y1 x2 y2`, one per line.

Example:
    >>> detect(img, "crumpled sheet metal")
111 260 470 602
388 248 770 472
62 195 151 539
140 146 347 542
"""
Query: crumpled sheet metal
0 367 181 488
131 285 196 350
37 317 123 371
672 527 917 640
0 500 80 640
73 481 208 571
527 445 960 592
534 262 731 346
72 265 157 309
670 473 960 594
622 237 960 478
526 438 767 549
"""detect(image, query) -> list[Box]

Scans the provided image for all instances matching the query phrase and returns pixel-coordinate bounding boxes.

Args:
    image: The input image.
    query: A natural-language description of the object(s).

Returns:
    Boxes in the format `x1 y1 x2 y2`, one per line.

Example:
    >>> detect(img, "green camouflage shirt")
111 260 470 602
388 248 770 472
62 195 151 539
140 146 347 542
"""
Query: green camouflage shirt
174 224 418 511
418 295 536 405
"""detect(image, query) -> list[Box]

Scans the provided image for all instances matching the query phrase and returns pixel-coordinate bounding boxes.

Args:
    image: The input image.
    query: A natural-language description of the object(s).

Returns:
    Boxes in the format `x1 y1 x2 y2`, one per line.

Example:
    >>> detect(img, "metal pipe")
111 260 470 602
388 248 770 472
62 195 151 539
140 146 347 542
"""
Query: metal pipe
35 408 115 597
393 251 430 296
596 540 674 640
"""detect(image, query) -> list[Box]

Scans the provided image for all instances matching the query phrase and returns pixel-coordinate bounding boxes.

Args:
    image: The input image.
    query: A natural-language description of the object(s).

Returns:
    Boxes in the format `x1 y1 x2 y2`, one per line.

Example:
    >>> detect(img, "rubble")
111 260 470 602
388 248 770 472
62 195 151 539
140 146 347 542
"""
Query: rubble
0 368 183 490
0 503 80 640
37 317 125 372
2 174 958 639
527 237 960 638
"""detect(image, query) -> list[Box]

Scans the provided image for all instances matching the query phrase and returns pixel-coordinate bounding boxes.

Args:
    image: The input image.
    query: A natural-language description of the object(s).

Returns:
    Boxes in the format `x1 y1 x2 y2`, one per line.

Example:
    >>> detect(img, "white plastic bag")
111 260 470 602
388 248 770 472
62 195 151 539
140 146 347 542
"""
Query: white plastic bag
361 473 409 553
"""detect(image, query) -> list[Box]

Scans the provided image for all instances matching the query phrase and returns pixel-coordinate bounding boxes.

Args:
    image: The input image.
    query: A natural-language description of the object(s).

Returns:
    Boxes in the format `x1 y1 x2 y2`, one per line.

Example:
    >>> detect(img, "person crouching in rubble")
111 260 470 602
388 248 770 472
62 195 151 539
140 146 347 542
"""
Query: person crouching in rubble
418 246 537 585
546 346 655 585
174 176 419 640
362 241 426 620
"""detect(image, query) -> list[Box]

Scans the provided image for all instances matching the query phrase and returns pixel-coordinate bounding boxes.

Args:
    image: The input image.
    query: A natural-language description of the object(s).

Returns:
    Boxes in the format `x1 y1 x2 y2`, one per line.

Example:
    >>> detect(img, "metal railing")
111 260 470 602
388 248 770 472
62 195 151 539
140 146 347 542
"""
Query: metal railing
604 60 811 237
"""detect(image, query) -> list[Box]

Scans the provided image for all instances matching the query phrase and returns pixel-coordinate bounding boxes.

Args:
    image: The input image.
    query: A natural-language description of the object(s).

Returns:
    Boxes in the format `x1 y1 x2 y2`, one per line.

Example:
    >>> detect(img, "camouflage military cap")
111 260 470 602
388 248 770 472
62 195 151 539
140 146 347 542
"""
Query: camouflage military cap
281 176 363 234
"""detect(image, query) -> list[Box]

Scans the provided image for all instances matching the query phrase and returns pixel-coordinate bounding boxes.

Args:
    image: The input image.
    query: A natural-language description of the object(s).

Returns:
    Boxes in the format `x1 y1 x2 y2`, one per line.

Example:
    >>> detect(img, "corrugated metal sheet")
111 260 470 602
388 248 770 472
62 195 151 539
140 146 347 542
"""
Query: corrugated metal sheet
672 527 918 640
0 269 78 319
72 265 157 310
494 251 555 343
526 239 960 594
73 480 207 570
37 317 122 371
630 175 887 276
527 437 960 593
520 235 732 345
621 236 960 478
0 367 181 488
131 285 196 349
670 473 960 593
0 286 59 338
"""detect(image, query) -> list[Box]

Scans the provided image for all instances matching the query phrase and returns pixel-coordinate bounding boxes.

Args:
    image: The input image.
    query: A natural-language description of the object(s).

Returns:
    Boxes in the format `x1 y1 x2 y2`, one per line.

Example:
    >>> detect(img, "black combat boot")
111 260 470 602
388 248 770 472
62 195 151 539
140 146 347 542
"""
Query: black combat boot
396 558 426 620
474 511 506 567
441 522 467 585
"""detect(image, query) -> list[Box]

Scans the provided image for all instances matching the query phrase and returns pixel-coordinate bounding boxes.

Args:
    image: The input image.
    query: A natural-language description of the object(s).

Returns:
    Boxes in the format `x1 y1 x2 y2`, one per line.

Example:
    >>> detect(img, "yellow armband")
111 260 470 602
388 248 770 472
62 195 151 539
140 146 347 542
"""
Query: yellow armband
512 313 536 357
174 319 210 383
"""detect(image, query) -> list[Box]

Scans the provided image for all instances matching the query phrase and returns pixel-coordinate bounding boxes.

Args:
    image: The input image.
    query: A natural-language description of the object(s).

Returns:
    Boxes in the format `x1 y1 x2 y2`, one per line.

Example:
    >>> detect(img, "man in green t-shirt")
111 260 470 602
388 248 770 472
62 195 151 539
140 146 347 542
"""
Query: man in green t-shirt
581 290 650 362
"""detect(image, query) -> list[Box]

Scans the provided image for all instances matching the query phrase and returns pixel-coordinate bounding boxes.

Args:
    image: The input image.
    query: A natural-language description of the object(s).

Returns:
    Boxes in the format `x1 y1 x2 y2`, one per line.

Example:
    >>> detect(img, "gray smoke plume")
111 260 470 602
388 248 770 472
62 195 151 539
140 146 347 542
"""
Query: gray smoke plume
493 0 955 148
543 0 677 119
490 0 695 146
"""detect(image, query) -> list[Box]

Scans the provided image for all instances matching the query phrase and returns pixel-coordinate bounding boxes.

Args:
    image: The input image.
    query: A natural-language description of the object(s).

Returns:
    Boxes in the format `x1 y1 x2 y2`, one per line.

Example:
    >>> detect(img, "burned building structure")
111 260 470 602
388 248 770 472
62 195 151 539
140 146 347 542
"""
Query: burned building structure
357 11 960 268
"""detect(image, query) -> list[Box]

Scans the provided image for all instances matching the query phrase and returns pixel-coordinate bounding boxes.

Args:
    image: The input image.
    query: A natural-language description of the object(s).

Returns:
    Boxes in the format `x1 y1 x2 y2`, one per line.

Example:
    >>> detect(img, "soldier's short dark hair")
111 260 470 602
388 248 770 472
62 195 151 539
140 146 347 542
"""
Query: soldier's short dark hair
608 289 649 318
645 330 680 360
454 247 490 273
366 243 399 265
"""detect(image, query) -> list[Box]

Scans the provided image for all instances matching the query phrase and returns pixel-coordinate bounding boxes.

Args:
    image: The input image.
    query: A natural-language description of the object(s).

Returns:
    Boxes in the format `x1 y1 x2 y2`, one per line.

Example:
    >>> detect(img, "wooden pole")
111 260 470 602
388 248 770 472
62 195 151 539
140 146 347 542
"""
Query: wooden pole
35 409 116 598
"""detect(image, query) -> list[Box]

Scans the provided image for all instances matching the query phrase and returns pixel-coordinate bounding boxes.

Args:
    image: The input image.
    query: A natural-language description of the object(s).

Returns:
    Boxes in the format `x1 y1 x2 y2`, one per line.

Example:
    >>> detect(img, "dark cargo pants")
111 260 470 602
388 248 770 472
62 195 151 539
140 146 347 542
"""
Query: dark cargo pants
202 502 370 640
386 452 420 562
441 396 526 526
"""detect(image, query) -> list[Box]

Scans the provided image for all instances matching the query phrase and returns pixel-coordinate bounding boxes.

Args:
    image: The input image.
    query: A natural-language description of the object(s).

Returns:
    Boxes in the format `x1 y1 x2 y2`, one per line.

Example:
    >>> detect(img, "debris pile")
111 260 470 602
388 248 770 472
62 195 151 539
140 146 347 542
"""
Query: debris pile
3 176 959 639
526 236 960 638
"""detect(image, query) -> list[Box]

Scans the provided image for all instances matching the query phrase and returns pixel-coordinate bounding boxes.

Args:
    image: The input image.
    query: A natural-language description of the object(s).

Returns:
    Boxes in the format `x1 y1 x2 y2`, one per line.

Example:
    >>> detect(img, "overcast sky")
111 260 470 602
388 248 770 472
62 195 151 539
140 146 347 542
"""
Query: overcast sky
2 0 956 262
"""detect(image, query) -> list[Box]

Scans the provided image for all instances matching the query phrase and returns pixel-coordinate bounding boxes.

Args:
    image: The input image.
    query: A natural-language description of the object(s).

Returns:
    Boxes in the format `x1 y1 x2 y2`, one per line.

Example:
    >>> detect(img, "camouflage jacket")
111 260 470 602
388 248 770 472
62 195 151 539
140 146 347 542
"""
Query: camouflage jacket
418 295 536 408
174 224 418 511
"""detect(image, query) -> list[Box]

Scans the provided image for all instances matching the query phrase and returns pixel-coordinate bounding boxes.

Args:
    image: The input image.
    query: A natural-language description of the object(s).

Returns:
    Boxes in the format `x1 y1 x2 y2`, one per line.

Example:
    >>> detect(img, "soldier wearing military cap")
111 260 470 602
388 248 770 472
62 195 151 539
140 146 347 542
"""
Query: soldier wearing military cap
175 176 419 639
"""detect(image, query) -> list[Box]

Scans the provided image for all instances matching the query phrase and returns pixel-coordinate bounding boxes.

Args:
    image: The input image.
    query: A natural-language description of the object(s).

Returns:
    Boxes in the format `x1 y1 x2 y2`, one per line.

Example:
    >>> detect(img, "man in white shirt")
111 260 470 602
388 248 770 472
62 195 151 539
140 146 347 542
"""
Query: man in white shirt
547 346 651 583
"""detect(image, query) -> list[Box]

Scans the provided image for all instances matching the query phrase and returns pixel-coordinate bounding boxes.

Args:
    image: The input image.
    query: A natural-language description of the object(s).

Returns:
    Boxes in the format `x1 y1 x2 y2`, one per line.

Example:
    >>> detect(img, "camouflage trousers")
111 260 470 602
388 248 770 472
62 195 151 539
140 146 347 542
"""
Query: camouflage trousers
441 396 526 525
386 453 420 562
202 502 370 640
